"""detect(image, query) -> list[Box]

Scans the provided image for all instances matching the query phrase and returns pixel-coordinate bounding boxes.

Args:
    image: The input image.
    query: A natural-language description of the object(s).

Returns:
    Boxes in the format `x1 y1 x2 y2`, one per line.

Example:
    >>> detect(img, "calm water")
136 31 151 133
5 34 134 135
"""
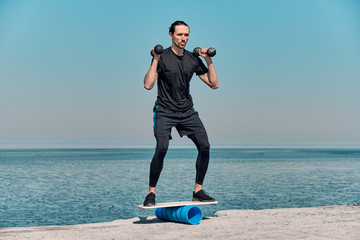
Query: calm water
1 148 360 227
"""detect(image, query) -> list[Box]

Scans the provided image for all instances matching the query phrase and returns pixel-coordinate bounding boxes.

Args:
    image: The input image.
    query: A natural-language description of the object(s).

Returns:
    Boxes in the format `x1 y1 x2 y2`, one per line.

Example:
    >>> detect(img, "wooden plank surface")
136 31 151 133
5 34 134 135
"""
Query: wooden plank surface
137 201 218 210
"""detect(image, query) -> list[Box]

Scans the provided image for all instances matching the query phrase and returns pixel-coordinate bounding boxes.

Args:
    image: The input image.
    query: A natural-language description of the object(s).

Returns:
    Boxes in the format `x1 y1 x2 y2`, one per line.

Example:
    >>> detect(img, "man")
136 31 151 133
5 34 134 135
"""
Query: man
143 20 219 206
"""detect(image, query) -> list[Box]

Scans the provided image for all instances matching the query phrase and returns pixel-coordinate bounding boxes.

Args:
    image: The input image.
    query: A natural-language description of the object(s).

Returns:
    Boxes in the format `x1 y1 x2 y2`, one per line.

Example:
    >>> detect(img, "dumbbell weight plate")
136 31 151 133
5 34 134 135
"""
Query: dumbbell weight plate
154 45 163 54
151 44 164 56
207 48 216 57
193 47 201 57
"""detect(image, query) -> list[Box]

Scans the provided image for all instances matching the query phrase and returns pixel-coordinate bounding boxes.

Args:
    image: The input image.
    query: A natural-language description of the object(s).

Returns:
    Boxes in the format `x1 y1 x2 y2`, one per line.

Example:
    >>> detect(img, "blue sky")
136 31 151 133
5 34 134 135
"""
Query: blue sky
1 0 359 147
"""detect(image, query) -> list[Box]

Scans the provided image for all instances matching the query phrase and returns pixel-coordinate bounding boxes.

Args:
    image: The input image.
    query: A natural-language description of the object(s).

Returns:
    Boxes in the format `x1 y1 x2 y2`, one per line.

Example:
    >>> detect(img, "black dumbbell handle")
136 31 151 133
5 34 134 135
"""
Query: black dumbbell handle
193 47 216 57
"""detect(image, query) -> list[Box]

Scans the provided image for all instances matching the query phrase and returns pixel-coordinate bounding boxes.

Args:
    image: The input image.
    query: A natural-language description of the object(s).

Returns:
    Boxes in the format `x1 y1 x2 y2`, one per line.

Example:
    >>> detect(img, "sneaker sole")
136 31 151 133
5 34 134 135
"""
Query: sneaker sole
144 203 156 207
192 197 216 202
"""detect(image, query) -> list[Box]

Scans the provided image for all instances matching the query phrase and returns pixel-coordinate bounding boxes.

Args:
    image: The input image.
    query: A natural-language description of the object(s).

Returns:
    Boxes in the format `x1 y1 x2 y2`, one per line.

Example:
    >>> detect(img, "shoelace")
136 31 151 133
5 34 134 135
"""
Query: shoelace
197 190 211 198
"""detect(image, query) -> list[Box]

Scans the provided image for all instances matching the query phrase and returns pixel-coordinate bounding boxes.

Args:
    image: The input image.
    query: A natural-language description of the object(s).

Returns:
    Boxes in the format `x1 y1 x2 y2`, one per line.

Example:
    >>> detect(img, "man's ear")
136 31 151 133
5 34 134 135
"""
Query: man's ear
169 32 173 40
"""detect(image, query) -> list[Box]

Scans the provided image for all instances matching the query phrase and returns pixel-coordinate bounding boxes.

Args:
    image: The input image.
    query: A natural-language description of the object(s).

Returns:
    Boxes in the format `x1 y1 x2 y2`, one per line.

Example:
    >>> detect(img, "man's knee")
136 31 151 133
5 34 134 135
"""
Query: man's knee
198 135 210 151
156 144 169 153
200 140 210 152
205 140 210 151
155 135 169 152
191 132 210 152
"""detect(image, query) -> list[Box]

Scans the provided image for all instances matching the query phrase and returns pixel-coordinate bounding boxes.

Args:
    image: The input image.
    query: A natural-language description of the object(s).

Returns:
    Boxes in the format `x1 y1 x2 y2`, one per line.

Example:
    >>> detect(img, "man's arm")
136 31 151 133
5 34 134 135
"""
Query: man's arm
198 48 219 89
144 49 160 90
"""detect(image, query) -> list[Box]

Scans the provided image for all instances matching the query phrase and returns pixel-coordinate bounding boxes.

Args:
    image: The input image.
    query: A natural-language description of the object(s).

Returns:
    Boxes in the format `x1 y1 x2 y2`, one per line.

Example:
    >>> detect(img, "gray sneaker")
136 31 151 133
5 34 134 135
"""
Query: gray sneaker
143 192 156 206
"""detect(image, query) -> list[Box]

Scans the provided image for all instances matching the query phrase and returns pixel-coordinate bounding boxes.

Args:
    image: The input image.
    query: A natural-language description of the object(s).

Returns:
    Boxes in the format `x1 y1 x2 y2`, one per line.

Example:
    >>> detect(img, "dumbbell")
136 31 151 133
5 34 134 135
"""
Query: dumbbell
150 44 164 56
193 47 216 57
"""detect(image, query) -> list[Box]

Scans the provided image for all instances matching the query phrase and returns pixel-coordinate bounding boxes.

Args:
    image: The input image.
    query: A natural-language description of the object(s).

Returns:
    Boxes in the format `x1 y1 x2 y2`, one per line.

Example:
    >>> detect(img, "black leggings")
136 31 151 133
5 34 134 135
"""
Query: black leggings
149 132 210 187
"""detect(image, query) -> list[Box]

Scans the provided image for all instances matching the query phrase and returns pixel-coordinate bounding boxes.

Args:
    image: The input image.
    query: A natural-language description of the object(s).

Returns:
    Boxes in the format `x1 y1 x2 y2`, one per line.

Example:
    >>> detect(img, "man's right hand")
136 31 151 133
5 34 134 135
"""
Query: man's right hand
151 44 163 59
151 48 161 60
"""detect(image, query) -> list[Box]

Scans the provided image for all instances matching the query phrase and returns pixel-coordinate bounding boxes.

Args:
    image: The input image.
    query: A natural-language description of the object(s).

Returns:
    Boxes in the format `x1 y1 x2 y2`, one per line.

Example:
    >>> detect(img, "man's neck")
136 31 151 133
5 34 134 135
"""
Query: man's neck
171 44 184 56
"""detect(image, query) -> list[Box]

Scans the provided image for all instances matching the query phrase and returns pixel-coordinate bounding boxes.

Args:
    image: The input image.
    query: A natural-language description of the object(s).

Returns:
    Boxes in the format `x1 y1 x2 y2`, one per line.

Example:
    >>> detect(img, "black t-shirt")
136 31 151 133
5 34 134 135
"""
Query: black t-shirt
154 47 208 112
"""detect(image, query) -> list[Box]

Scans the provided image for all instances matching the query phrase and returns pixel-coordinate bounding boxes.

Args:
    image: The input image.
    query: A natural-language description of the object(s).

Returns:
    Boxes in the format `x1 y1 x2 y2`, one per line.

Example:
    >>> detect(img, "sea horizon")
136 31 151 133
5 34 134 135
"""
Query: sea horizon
1 142 360 149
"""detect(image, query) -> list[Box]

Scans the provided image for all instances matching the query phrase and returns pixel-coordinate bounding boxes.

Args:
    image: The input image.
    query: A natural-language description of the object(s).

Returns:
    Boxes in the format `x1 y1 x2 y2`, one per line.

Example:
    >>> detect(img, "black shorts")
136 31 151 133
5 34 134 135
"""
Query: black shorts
153 105 207 140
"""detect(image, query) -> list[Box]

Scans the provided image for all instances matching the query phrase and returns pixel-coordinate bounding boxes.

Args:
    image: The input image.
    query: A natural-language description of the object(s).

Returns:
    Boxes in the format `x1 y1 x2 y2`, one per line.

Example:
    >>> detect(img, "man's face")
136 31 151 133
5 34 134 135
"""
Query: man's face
169 25 189 49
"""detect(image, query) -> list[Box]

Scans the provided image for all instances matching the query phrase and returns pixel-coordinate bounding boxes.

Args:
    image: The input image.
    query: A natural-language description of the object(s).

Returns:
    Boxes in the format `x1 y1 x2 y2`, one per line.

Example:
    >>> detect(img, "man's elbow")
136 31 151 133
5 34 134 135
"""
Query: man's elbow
211 83 219 89
143 78 154 90
144 84 153 90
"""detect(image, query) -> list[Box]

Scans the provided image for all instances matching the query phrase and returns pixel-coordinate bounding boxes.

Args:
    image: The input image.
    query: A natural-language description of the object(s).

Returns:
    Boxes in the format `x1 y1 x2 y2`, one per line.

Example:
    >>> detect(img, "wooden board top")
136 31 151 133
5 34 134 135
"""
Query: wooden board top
137 200 218 210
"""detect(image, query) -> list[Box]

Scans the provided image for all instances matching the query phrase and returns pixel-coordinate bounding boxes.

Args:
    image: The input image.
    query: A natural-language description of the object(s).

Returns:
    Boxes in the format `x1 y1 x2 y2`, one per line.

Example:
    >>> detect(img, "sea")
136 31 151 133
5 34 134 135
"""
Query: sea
1 148 360 227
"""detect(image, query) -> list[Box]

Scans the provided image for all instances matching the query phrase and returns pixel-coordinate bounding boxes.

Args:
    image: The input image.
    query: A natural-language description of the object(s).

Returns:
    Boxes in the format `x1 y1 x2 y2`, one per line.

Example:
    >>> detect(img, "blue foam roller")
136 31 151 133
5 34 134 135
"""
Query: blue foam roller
155 205 203 225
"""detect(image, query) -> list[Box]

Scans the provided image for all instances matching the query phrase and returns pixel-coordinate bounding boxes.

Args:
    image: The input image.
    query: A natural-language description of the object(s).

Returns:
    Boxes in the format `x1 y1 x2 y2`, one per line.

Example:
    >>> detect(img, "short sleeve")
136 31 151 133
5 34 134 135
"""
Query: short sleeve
195 57 208 76
151 57 162 74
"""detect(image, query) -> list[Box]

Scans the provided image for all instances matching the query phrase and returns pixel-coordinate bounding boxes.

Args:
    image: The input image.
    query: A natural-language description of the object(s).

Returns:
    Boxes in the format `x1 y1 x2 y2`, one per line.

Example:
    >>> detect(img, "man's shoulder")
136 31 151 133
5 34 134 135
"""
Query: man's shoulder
163 47 171 52
184 49 196 59
158 47 173 62
162 47 172 55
